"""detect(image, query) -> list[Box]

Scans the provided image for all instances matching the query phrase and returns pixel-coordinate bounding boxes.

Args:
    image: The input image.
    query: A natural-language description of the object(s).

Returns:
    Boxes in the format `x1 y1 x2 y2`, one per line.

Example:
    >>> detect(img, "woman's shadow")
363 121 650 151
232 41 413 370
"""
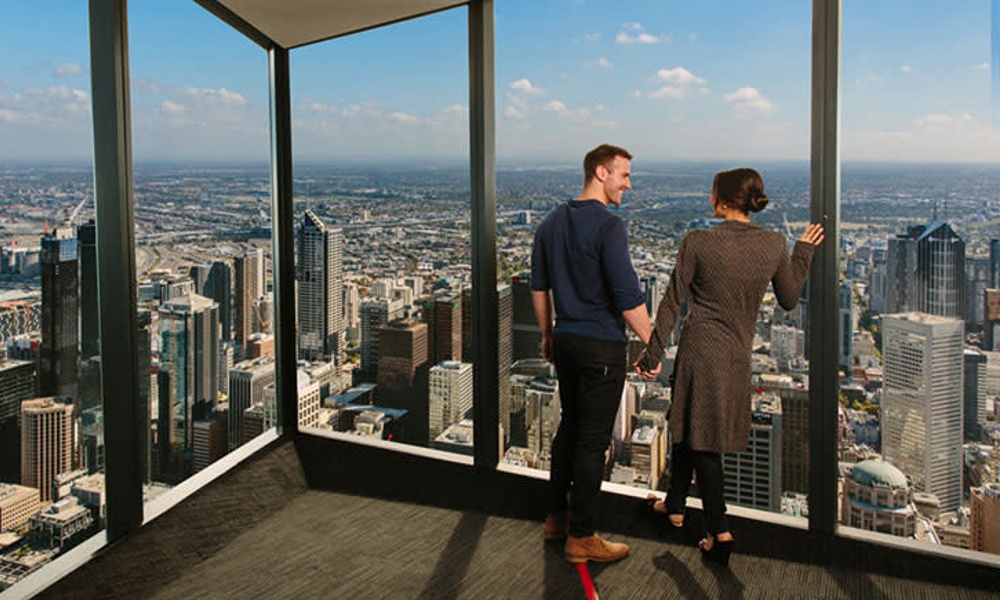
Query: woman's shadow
652 549 745 600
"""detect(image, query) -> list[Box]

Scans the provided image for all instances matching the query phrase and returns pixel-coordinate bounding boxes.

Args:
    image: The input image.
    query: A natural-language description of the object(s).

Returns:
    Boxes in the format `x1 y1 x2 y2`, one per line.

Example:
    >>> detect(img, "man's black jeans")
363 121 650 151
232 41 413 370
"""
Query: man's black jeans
548 333 627 538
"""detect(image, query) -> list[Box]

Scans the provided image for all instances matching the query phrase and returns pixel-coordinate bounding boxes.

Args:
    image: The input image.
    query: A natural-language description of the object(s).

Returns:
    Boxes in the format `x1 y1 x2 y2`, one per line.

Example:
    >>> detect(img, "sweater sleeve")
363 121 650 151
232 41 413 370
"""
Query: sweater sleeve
600 217 645 313
640 233 695 371
772 240 815 310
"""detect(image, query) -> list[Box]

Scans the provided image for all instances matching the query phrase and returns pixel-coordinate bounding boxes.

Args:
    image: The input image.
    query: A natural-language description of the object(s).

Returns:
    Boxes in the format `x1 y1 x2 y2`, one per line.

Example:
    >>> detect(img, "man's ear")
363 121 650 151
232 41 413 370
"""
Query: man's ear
595 163 608 182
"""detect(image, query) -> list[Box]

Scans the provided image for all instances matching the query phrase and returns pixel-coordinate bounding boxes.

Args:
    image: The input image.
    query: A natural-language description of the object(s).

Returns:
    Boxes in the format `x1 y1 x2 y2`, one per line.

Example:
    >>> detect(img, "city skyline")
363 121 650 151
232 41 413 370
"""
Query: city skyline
0 1 998 163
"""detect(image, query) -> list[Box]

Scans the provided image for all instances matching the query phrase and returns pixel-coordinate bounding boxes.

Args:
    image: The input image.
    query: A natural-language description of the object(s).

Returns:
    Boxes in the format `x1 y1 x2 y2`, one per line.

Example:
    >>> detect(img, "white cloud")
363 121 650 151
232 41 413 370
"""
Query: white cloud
644 67 708 100
580 32 601 43
160 101 185 114
510 79 545 96
177 87 247 107
724 87 776 116
914 112 974 130
648 86 690 100
504 106 524 120
616 23 666 45
597 57 613 68
545 100 568 112
901 65 912 74
390 111 421 125
975 62 990 70
53 63 85 77
656 67 705 86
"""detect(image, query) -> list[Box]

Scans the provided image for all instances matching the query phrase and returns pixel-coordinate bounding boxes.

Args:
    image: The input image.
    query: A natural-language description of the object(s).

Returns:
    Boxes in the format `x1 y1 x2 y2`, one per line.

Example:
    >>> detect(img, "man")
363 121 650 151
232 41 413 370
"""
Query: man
531 144 652 563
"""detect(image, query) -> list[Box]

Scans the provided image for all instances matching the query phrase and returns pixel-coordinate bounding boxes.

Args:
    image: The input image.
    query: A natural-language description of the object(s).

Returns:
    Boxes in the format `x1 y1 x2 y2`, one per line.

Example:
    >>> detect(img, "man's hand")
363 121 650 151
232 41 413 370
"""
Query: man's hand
633 349 662 380
541 332 554 364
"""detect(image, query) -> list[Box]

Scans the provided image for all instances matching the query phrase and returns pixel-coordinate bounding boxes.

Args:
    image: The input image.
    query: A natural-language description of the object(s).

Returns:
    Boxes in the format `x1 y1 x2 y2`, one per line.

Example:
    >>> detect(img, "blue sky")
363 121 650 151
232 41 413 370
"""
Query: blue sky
0 1 997 164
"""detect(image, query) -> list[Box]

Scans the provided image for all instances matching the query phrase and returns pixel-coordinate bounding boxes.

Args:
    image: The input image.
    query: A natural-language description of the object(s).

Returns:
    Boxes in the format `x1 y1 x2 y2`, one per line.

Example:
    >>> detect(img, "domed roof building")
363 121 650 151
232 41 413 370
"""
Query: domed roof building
841 459 917 537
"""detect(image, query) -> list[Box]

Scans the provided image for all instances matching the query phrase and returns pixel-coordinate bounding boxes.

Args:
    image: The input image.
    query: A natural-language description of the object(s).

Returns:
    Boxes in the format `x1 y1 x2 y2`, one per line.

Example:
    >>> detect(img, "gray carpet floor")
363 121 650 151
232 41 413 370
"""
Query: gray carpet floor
35 441 1000 600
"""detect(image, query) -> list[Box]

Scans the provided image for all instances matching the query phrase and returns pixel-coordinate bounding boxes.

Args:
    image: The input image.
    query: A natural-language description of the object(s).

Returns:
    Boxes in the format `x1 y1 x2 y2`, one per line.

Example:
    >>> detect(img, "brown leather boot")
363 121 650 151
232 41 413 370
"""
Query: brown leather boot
564 534 630 563
543 512 569 541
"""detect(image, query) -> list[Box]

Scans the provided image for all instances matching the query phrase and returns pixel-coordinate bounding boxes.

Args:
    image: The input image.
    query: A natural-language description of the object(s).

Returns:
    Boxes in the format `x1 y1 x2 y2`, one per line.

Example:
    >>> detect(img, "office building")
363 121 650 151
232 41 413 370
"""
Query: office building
0 359 35 482
723 394 782 512
422 291 462 365
202 260 233 342
228 358 275 451
297 210 344 362
967 256 990 328
461 284 513 445
428 361 473 440
39 227 78 398
77 220 98 361
192 416 228 473
159 294 220 459
885 223 965 318
965 349 987 442
970 482 1000 555
21 397 75 503
234 248 263 358
630 425 661 490
511 273 541 361
377 319 429 444
839 282 854 370
881 312 964 511
359 296 406 379
0 483 40 534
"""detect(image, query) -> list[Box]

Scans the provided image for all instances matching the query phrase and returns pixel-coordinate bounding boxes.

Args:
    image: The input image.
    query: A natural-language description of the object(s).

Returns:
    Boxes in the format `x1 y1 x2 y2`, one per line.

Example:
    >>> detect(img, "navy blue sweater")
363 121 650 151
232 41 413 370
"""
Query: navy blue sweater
530 199 645 342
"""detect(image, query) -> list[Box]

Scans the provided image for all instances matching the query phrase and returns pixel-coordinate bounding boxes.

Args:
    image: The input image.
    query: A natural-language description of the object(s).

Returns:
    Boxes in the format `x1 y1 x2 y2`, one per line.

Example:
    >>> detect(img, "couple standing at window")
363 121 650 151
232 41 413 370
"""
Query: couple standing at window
531 144 824 567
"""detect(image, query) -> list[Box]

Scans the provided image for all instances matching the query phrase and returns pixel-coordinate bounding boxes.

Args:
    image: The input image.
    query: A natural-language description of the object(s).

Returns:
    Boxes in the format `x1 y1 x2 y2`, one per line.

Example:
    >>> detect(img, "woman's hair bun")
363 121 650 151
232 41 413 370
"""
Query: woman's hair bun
747 192 769 213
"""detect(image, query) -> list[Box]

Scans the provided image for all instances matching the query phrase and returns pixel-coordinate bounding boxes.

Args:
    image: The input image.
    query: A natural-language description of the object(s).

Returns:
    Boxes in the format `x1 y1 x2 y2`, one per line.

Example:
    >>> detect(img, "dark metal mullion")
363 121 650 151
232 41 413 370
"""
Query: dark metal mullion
468 0 499 470
89 0 143 541
808 0 842 544
268 47 298 435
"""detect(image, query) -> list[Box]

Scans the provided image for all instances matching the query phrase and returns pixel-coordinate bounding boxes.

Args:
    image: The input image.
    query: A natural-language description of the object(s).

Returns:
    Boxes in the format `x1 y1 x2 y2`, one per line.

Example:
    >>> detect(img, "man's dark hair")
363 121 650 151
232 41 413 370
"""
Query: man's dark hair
583 144 633 184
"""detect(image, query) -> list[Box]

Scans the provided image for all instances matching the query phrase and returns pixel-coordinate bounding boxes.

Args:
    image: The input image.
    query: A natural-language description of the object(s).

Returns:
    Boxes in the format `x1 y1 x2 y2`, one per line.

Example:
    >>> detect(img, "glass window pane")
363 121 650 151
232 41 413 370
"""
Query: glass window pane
291 9 474 457
497 1 813 525
842 0 999 557
127 3 272 495
0 3 102 592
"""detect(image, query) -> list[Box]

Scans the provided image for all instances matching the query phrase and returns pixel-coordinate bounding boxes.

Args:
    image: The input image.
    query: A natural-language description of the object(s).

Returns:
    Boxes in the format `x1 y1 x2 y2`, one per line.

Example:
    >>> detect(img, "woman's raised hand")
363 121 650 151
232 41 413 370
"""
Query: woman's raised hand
798 223 824 247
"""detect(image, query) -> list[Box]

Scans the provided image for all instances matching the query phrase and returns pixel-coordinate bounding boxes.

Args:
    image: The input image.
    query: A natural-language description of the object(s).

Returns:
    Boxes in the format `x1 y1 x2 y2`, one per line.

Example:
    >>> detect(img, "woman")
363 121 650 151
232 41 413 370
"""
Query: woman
636 167 823 567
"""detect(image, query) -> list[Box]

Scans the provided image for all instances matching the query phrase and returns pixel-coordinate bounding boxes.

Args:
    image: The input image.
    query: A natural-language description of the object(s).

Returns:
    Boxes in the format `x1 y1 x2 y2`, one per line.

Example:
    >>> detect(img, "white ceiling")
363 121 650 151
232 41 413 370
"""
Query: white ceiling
214 0 468 48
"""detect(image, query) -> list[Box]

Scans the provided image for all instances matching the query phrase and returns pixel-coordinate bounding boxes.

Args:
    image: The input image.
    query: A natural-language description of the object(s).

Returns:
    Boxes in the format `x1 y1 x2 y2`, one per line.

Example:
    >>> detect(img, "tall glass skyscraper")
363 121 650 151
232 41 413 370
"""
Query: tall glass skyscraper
297 210 343 363
39 227 78 398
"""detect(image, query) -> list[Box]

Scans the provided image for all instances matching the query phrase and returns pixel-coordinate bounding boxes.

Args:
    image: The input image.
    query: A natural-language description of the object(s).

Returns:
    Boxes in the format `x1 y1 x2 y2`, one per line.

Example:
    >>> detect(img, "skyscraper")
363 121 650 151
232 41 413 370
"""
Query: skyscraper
234 248 263 358
0 359 36 483
21 396 75 503
885 223 965 318
640 276 659 322
723 394 782 512
970 482 1000 555
39 227 78 398
428 361 473 440
159 294 220 460
297 210 344 363
203 260 233 342
964 348 987 442
881 312 964 511
228 358 275 451
77 220 98 361
511 273 541 361
839 282 855 370
377 319 429 444
422 291 462 365
966 256 991 328
359 297 405 380
460 284 514 444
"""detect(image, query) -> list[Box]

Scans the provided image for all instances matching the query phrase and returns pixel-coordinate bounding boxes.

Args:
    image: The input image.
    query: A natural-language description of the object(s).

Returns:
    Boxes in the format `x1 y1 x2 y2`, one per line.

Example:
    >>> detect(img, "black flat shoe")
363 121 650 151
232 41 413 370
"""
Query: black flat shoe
645 495 684 528
698 535 734 567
